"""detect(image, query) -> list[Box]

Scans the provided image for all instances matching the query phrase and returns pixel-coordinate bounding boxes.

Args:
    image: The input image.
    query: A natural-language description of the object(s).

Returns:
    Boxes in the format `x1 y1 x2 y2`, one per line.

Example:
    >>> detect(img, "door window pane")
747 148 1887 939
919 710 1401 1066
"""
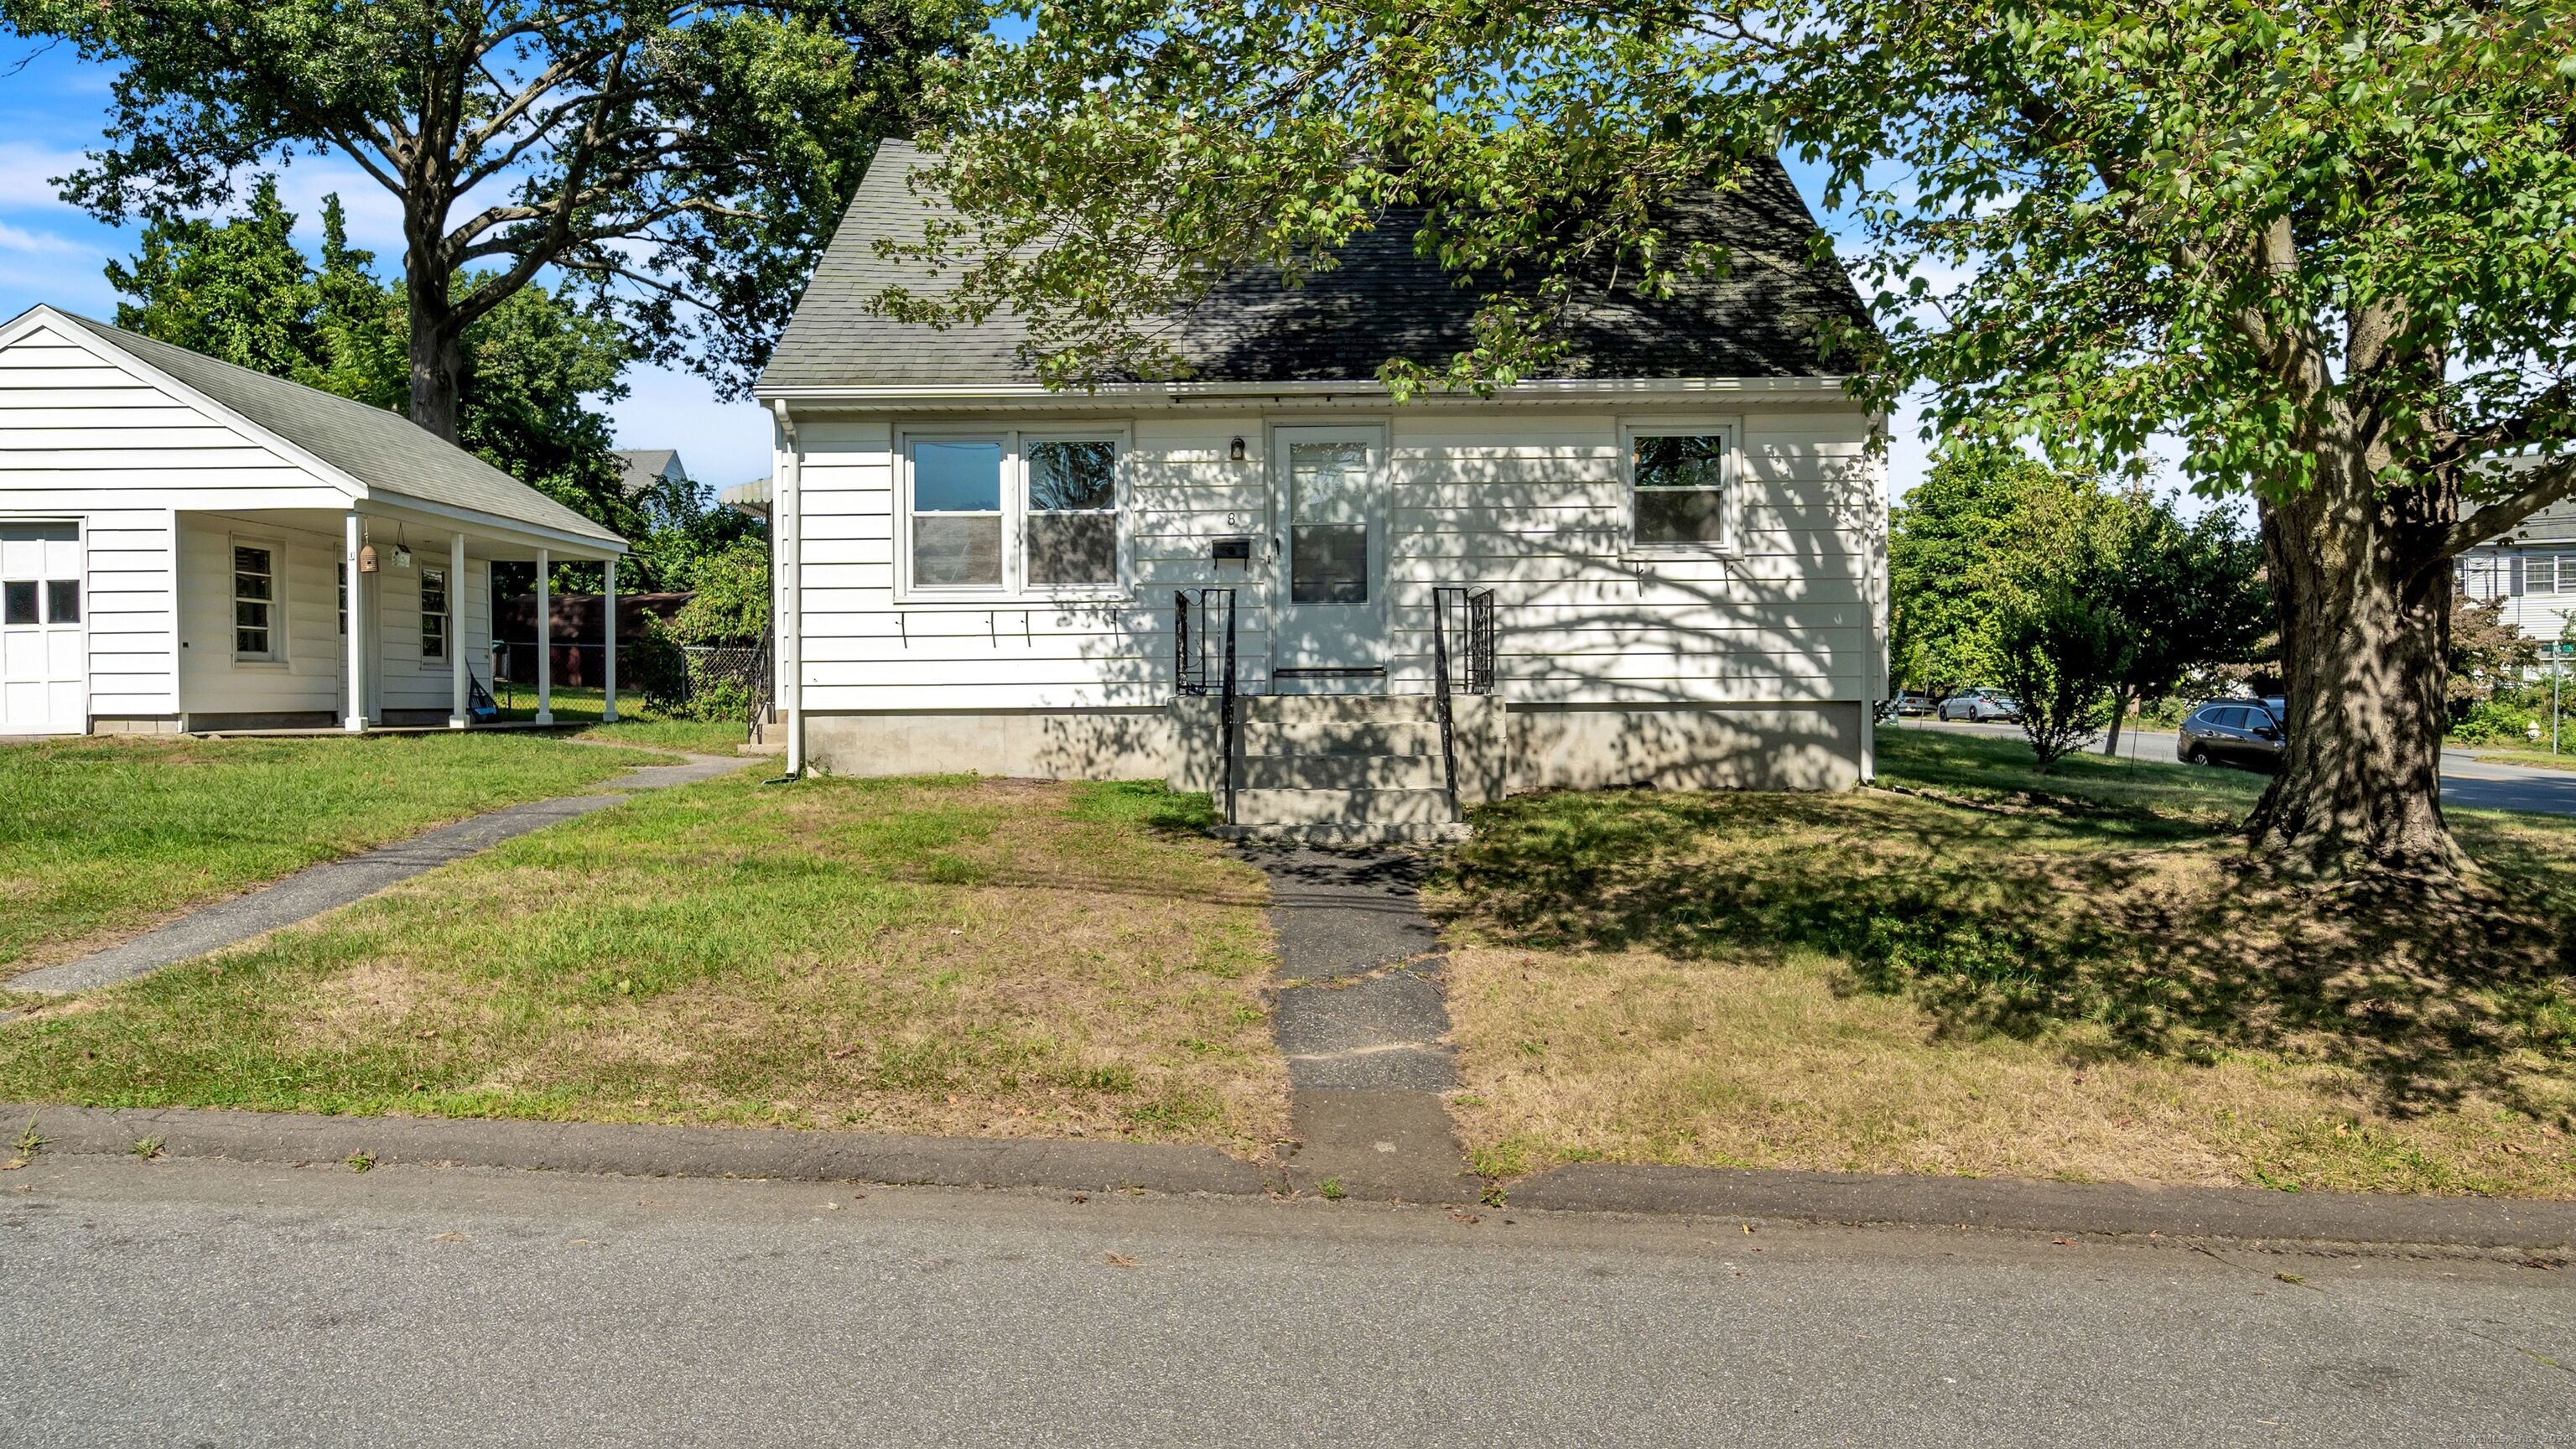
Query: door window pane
3 580 33 625
0 522 75 543
1289 440 1372 605
912 516 1004 587
1291 524 1369 604
45 579 78 623
232 545 276 658
1633 433 1730 546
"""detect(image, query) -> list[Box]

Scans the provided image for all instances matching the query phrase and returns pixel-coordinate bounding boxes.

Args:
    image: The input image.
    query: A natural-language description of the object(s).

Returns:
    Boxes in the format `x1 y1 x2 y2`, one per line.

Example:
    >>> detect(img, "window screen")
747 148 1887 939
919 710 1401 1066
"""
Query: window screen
1632 434 1730 546
911 440 1005 588
1026 439 1118 586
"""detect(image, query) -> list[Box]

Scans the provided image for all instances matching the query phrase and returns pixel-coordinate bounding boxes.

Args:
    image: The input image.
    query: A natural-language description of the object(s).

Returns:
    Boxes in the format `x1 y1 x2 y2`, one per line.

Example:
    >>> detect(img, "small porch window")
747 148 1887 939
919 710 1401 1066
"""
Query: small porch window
232 543 279 660
1626 424 1738 551
420 566 448 661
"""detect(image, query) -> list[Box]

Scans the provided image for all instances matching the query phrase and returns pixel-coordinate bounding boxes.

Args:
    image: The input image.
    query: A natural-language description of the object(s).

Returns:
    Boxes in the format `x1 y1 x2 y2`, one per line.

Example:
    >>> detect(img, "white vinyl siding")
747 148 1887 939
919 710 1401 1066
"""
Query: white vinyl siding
783 403 1883 714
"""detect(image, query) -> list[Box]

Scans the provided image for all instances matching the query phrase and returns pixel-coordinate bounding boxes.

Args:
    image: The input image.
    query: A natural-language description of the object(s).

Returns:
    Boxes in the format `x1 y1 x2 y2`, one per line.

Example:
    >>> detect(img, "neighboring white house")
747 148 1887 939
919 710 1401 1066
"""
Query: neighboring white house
751 142 1888 838
0 306 628 735
2459 491 2576 649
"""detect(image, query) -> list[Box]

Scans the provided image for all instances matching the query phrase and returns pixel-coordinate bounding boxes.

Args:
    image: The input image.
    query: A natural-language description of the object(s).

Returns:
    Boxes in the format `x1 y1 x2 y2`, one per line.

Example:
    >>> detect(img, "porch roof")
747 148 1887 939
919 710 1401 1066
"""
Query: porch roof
44 309 627 553
758 139 1876 394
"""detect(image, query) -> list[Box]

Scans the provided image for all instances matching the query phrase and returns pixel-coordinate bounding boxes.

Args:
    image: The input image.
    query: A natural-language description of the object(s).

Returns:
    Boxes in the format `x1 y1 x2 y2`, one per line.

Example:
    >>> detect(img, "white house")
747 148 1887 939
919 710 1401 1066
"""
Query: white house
2459 491 2576 651
0 306 628 735
752 142 1888 839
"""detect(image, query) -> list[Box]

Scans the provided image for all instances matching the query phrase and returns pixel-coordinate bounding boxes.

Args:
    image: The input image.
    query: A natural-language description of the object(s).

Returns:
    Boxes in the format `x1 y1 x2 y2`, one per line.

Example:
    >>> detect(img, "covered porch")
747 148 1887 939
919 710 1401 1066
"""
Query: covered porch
174 497 627 735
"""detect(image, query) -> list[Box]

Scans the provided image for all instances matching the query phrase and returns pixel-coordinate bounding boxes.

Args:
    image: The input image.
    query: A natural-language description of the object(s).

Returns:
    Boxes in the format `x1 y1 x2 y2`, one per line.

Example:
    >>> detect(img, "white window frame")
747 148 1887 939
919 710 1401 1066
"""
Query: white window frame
228 534 287 666
419 564 449 663
1619 418 1744 558
895 426 1130 603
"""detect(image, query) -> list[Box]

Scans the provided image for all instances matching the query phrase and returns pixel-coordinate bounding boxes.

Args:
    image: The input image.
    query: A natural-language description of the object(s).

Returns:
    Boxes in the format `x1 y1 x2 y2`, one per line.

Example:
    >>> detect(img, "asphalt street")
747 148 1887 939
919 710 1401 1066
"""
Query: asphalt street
1896 715 2576 818
3 1154 2570 1447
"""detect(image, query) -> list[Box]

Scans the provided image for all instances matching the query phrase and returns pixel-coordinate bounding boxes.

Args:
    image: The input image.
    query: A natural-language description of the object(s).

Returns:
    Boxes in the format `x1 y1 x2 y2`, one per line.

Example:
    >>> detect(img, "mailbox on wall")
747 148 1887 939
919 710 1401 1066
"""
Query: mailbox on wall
1211 536 1254 564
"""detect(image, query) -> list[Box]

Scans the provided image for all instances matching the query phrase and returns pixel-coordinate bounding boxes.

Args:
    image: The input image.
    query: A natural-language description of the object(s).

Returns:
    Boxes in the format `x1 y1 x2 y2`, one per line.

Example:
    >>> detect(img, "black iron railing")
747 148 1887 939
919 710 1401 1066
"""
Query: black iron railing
1431 587 1498 823
1175 589 1239 823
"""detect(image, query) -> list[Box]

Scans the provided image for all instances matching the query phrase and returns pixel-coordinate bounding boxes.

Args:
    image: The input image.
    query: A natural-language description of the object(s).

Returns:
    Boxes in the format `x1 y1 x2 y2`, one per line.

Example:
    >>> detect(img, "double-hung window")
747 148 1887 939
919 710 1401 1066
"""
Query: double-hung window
902 433 1124 596
419 566 448 661
1625 423 1738 552
232 543 279 660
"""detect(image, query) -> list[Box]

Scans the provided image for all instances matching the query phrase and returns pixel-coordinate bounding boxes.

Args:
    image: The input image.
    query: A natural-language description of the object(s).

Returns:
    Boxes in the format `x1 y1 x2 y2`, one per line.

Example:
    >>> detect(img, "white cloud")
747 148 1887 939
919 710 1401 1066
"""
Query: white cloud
0 220 78 253
0 141 92 210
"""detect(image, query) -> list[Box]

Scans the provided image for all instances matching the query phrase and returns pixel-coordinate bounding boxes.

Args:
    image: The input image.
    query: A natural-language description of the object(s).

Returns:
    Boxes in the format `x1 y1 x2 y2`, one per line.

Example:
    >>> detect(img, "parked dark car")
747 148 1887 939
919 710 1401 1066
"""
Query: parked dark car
1938 688 2022 723
2178 699 2285 770
1892 692 1936 717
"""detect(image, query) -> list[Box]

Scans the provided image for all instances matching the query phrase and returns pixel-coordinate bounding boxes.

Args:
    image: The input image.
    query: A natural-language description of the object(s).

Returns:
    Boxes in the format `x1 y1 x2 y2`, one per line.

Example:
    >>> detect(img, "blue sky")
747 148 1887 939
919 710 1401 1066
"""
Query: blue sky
0 39 1974 501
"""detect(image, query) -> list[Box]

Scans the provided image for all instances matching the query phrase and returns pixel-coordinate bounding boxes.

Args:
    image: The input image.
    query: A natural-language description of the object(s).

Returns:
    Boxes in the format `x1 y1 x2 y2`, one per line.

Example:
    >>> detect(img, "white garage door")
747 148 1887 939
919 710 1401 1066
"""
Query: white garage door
2 520 85 735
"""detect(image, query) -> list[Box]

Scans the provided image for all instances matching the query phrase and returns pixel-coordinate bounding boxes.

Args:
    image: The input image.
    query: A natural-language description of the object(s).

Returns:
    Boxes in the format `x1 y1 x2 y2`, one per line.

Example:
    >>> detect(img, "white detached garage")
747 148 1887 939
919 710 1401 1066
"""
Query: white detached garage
0 305 628 735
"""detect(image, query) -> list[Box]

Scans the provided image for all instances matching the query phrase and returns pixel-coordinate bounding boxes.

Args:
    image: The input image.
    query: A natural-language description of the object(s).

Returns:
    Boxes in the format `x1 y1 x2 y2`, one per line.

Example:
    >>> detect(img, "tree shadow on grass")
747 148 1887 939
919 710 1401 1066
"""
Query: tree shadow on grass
1433 787 2576 1124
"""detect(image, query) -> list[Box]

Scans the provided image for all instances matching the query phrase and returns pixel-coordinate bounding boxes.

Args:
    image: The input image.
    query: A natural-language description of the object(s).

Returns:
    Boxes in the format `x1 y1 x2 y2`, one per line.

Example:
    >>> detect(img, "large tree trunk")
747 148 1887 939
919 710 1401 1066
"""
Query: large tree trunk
403 233 465 443
2246 451 2465 880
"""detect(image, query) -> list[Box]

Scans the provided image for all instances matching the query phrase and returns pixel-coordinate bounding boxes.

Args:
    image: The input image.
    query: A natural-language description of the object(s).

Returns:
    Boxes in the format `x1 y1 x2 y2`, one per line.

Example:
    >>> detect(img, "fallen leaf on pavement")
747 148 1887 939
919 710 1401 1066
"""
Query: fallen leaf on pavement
1450 1213 1479 1225
432 1232 468 1243
1102 1253 1140 1269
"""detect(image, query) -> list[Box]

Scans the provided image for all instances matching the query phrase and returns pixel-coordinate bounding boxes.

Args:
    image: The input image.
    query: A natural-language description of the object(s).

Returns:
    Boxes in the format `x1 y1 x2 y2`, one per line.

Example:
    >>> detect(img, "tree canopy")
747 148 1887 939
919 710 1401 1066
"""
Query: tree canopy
900 0 2576 879
106 179 643 543
8 0 979 434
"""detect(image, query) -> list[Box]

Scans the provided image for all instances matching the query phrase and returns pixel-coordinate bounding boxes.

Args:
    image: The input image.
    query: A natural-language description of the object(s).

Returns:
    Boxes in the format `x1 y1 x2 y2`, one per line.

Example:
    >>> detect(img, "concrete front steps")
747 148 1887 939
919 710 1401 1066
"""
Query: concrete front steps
1213 693 1472 845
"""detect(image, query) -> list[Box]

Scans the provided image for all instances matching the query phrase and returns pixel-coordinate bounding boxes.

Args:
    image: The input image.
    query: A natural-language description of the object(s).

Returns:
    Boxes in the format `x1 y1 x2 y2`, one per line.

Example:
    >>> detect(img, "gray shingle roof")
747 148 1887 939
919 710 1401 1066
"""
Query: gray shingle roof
55 311 626 547
759 138 1876 391
615 448 684 497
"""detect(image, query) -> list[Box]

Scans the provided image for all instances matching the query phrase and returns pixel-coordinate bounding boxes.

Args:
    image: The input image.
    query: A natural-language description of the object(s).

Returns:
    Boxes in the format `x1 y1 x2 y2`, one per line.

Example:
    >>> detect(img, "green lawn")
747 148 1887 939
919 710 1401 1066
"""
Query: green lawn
0 776 1287 1152
1435 730 2576 1198
0 732 667 977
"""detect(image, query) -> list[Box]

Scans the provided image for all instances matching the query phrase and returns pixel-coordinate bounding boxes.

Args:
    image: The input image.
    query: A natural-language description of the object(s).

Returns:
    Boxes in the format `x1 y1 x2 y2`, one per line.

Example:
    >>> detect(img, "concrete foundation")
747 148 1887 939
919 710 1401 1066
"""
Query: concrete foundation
807 697 1860 795
804 707 1173 781
1509 701 1862 792
91 716 186 735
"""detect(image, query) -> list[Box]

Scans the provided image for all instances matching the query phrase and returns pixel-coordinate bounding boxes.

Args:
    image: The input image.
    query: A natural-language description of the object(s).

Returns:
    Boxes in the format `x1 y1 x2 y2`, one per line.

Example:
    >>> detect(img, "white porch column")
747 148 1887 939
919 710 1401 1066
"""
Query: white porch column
600 555 619 723
448 530 469 728
535 548 553 724
342 511 367 733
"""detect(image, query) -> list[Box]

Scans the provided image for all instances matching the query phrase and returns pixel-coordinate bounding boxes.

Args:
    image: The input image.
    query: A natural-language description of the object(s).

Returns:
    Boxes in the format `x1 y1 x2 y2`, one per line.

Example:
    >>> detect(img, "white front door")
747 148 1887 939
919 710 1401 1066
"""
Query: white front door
1271 427 1386 692
1 520 86 735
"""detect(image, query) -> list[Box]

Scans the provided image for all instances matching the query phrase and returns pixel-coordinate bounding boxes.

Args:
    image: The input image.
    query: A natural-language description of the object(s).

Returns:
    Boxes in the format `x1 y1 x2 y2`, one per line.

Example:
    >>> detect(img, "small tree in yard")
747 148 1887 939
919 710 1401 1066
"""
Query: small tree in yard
1995 579 2132 767
2096 498 2274 757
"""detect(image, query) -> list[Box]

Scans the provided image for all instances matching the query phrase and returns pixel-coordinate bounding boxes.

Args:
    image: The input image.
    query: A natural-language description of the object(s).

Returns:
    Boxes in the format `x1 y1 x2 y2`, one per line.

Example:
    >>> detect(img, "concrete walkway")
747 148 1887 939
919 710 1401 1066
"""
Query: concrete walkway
1239 845 1481 1202
8 750 752 995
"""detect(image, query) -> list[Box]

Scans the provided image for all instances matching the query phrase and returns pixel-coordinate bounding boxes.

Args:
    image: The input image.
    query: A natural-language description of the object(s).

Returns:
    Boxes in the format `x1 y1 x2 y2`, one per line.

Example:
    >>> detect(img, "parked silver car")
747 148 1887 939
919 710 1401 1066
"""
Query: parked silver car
1938 688 2022 723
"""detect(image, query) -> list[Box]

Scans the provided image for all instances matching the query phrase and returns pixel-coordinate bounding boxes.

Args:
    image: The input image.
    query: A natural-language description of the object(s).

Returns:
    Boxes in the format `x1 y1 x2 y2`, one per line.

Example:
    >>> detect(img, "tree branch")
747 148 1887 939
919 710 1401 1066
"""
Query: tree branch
2446 454 2576 558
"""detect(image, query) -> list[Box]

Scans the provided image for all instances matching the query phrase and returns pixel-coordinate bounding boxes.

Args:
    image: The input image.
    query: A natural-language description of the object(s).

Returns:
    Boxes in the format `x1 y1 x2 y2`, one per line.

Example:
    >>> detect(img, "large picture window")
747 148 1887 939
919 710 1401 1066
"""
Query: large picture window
1626 426 1737 550
903 433 1123 596
232 543 278 660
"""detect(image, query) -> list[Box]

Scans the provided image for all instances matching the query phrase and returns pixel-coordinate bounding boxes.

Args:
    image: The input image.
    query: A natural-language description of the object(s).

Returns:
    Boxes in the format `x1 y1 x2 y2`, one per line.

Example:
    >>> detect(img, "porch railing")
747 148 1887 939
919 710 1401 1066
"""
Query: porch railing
1175 588 1239 823
1431 586 1498 823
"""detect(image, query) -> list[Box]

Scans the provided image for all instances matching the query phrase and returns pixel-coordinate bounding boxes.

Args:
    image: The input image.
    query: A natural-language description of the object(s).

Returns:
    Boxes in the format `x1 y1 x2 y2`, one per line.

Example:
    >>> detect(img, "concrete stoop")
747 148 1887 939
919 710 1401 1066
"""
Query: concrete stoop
1220 693 1474 845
